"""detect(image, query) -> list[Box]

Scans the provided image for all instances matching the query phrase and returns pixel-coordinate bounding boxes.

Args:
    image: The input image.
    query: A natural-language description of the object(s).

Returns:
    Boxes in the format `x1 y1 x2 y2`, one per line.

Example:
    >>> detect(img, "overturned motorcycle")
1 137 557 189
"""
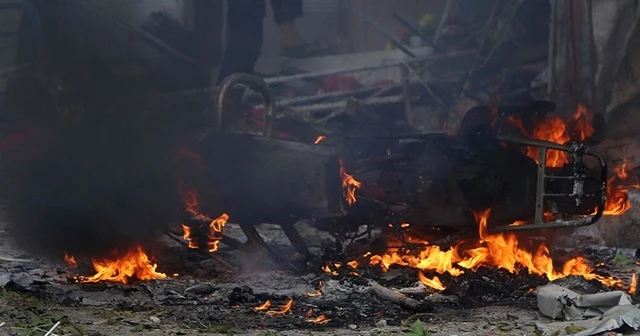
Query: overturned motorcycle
178 74 608 264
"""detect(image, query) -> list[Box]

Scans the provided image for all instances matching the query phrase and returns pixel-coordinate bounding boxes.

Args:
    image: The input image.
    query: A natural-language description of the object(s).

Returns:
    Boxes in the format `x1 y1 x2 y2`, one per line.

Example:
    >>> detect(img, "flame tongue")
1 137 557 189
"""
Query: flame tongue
339 159 362 206
603 159 639 215
178 182 229 252
77 245 166 284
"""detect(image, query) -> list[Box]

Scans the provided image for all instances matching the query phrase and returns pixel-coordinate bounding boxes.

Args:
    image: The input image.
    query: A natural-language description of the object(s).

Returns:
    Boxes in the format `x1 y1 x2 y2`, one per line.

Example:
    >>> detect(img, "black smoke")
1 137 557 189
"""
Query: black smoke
0 107 187 260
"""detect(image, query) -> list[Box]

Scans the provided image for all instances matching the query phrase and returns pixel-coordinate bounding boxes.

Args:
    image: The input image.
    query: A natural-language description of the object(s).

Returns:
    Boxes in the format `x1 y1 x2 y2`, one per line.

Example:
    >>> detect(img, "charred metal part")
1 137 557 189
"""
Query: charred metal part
346 132 539 231
163 231 235 273
214 73 275 136
489 136 607 233
195 134 341 223
280 224 312 258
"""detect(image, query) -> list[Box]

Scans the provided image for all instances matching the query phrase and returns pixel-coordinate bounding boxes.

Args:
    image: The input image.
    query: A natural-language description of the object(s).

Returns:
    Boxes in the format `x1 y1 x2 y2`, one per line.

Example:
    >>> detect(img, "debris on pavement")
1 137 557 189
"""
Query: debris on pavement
535 283 640 335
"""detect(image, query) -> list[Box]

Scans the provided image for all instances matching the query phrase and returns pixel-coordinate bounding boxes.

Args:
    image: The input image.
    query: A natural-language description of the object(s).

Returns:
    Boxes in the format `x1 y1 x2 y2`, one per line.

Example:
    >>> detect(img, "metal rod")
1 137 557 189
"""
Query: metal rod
434 0 454 45
544 175 576 180
489 216 597 233
265 86 384 109
343 1 416 58
286 95 405 114
264 49 475 85
495 136 570 152
535 148 547 225
544 193 572 198
401 65 414 126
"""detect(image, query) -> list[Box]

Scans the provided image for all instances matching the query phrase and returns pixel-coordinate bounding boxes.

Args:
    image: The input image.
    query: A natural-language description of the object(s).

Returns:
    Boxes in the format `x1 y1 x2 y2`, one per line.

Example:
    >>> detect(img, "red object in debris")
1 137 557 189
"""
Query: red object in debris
241 108 290 139
322 75 360 93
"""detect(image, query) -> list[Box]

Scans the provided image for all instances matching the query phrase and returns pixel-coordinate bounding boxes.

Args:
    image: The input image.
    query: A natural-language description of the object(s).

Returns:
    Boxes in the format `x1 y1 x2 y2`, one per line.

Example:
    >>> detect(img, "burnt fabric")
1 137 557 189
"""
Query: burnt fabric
217 0 303 83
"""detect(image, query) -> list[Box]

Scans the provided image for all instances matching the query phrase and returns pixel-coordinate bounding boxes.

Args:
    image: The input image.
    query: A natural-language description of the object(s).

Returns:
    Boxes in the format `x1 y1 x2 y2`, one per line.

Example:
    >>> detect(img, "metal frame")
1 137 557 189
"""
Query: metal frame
214 73 275 137
490 136 607 233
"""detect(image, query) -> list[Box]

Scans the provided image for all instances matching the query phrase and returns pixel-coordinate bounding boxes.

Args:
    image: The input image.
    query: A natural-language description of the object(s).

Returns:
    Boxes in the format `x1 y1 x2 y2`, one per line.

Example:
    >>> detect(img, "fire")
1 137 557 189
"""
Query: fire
77 245 166 284
418 271 445 291
630 273 637 295
64 253 77 268
265 299 294 316
603 159 639 215
572 104 594 141
506 105 636 216
337 209 622 291
178 182 229 252
339 159 362 206
306 281 324 297
525 116 571 167
181 225 198 249
254 299 294 315
305 307 314 317
508 104 593 168
314 135 326 144
307 314 332 324
254 300 271 311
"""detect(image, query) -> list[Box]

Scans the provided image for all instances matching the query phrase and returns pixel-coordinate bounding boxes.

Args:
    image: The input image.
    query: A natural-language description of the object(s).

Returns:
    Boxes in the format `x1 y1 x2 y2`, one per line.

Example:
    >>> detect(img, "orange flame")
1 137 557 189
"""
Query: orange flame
307 314 332 324
337 210 622 291
181 225 198 249
418 271 445 291
603 160 639 216
78 245 166 284
306 281 324 297
178 182 229 252
339 159 362 206
305 307 314 317
507 105 636 216
64 253 77 268
254 300 271 311
314 135 326 144
525 116 571 167
508 104 593 168
265 299 294 316
630 273 637 295
572 104 594 142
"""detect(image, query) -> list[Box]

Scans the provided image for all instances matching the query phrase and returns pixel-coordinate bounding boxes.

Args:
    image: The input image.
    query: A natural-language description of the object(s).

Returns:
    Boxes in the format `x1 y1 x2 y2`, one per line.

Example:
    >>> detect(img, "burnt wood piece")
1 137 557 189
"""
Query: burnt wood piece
370 282 433 312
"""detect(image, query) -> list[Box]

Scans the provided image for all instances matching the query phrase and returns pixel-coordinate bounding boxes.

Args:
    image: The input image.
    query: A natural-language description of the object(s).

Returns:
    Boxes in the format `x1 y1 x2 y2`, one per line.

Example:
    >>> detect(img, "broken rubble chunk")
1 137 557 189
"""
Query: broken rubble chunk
185 283 217 296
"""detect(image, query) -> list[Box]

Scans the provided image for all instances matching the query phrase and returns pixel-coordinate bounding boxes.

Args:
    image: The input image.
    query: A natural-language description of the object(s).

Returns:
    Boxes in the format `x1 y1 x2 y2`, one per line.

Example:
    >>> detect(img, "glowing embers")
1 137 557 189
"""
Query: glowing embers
314 135 326 144
339 159 362 206
66 246 167 284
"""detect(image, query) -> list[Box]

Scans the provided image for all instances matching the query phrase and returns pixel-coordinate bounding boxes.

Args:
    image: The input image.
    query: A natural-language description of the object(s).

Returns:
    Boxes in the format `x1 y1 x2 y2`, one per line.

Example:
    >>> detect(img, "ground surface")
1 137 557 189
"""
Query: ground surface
0 215 639 336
